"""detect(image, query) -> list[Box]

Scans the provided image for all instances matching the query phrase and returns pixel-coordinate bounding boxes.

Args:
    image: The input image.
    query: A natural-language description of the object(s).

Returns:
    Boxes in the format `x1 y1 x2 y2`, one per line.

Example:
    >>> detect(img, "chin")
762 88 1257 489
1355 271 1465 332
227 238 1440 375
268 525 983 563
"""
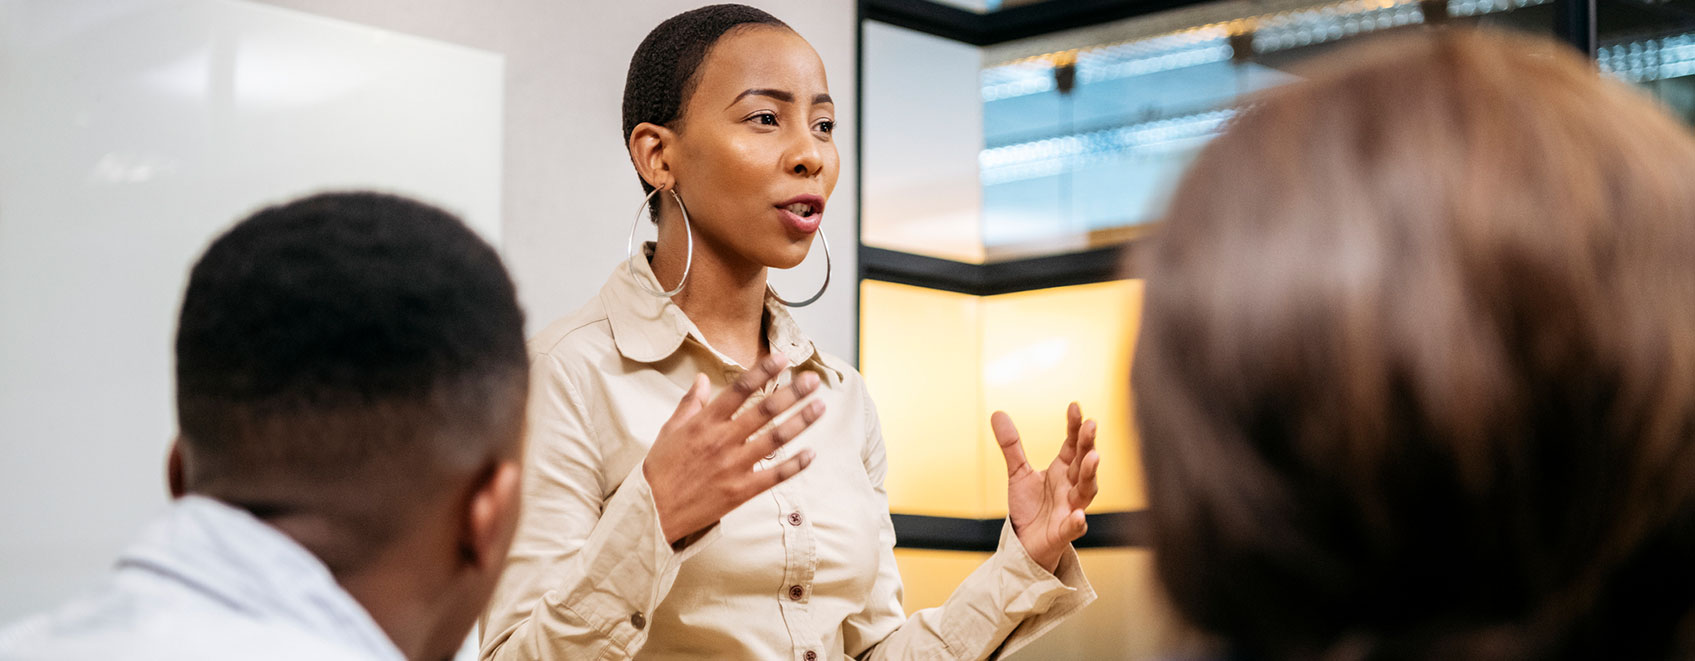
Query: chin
763 244 812 270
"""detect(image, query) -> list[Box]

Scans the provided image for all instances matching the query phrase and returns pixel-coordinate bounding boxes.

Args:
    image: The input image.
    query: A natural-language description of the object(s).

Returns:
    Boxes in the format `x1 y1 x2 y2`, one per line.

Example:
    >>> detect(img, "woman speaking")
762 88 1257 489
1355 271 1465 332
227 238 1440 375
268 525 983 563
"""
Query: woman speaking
480 6 1100 660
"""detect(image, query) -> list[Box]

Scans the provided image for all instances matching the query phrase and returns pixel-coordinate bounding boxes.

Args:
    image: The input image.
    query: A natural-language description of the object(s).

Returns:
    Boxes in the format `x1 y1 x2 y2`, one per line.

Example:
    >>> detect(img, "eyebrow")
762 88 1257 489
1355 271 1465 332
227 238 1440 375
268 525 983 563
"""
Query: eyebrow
727 88 835 108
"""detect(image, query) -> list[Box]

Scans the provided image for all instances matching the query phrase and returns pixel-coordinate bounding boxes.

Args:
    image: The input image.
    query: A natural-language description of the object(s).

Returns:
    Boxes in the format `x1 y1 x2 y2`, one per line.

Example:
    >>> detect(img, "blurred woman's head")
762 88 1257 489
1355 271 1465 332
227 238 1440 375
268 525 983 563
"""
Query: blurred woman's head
1134 28 1695 659
622 4 838 271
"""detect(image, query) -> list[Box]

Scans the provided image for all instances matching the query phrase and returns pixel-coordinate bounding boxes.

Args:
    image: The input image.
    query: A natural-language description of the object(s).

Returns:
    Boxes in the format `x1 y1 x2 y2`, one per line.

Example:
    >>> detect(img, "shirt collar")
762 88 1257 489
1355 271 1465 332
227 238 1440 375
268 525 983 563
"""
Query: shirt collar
602 243 841 384
117 496 406 661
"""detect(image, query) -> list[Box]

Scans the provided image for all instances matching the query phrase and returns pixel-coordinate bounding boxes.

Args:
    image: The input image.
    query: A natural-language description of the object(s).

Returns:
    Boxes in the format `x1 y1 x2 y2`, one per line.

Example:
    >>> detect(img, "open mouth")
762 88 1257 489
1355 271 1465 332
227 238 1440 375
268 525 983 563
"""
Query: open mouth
782 202 819 218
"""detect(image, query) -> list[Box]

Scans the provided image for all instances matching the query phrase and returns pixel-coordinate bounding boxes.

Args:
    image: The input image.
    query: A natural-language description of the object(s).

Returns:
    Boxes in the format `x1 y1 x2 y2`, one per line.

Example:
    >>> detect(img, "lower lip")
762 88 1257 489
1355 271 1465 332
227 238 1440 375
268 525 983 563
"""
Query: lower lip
778 207 822 234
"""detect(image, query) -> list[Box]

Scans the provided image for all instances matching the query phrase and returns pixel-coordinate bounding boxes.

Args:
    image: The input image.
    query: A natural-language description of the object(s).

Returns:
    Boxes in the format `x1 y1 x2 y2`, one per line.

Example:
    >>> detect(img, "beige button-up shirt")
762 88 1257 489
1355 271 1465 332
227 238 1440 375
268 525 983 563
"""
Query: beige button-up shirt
479 252 1095 661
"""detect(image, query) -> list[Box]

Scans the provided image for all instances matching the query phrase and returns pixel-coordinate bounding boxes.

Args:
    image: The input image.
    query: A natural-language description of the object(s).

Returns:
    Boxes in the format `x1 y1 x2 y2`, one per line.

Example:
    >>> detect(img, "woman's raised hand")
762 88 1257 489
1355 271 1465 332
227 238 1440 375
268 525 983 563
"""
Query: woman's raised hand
644 354 825 545
993 402 1102 573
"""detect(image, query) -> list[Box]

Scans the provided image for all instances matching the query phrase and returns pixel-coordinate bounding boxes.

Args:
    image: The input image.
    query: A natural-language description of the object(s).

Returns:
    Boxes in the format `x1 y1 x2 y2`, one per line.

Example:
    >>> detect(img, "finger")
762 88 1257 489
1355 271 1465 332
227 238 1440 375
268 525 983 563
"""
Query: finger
735 398 824 466
703 354 789 421
729 371 820 442
990 411 1031 478
746 448 816 495
1070 449 1101 509
1069 418 1097 484
1057 402 1083 465
1061 509 1088 541
666 374 711 427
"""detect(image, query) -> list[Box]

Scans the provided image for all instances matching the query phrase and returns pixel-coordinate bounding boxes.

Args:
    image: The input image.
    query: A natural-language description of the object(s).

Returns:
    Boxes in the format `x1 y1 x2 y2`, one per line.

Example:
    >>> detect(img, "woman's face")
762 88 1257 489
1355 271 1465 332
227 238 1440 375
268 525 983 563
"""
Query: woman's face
667 26 839 270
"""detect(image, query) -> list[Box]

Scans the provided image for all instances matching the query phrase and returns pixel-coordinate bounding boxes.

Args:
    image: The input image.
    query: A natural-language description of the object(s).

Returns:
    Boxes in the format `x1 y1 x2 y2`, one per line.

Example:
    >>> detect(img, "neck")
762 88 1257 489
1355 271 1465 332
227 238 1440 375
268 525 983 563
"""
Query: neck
261 507 459 661
338 560 460 661
650 214 770 368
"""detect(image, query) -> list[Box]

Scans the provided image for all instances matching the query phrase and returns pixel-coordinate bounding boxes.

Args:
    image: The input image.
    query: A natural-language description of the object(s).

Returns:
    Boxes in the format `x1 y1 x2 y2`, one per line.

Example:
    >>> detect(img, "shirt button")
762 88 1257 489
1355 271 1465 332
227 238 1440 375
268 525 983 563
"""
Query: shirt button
787 511 803 526
630 612 646 630
804 651 817 661
788 584 805 601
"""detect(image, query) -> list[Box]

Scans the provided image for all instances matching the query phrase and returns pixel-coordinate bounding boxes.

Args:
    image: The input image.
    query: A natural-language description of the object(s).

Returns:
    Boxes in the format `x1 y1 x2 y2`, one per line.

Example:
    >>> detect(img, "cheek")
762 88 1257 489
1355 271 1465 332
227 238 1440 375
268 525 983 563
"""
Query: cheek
824 144 842 196
689 139 768 198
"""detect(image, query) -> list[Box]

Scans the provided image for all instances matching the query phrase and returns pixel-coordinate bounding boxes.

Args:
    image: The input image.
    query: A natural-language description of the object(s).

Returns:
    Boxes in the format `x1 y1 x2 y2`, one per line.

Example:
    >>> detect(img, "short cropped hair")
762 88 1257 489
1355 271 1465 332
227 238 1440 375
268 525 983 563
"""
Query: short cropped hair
1135 29 1695 659
622 4 789 217
174 192 527 515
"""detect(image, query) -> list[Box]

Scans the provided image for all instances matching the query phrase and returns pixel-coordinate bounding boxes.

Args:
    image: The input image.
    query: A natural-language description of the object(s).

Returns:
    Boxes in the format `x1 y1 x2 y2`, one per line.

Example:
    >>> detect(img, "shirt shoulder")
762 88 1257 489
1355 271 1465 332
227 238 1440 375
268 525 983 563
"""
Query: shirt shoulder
527 295 618 368
811 350 865 390
0 596 378 661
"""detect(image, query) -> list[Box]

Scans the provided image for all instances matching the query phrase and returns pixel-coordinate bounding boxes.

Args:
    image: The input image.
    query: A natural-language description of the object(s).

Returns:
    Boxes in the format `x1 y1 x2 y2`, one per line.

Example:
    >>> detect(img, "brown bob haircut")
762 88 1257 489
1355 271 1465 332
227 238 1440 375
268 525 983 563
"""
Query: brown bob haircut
1133 28 1695 660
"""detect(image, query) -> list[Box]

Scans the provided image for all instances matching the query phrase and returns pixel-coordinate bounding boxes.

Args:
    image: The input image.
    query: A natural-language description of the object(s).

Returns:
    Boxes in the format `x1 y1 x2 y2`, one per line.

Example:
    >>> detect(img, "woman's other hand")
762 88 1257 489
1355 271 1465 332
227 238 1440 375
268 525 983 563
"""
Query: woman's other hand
645 354 826 545
993 403 1101 573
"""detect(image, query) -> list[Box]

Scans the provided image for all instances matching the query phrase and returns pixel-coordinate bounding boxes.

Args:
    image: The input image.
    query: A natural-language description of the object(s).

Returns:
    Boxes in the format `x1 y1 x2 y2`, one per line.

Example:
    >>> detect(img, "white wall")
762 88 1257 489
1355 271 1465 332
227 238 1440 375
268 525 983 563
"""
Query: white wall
0 0 504 621
251 0 861 359
1 0 855 627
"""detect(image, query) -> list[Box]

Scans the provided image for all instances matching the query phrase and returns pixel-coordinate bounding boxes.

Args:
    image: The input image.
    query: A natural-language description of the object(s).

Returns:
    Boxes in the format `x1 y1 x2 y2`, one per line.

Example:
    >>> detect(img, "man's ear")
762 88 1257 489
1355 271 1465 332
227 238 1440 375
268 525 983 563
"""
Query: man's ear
628 121 676 193
462 460 522 571
167 439 186 499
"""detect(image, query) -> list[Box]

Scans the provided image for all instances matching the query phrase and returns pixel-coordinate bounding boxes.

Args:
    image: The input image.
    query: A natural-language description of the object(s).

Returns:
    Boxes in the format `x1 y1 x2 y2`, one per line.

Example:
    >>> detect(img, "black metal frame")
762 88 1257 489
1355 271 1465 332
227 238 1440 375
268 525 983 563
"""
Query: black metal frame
860 245 1134 297
855 0 1598 553
893 511 1149 552
864 0 1209 46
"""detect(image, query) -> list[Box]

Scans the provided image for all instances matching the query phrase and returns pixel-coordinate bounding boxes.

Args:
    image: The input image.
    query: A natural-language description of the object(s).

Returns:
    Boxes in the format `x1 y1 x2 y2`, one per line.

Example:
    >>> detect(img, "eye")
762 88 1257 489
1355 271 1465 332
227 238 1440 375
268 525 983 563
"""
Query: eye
814 119 835 134
749 112 778 127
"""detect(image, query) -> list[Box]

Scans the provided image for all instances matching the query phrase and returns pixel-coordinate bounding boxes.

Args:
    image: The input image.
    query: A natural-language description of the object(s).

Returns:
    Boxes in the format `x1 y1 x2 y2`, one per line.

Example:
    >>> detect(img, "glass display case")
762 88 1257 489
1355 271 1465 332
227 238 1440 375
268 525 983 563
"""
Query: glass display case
856 0 1694 655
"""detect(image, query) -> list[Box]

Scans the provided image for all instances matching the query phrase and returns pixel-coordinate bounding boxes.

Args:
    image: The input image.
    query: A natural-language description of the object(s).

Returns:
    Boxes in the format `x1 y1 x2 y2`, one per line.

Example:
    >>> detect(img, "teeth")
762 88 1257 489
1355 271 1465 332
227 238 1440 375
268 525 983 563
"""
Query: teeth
785 203 814 217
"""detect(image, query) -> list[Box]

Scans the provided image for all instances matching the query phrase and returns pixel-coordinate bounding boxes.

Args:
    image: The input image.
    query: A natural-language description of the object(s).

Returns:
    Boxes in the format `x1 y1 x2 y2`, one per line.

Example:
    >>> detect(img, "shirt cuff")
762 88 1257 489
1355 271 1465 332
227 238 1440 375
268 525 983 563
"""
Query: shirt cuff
958 519 1098 658
554 464 722 653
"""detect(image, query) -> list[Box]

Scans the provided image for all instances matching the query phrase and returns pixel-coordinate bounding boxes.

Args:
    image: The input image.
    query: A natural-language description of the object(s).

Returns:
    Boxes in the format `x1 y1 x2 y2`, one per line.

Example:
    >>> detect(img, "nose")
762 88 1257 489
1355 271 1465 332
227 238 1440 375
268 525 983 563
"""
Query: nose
784 127 824 178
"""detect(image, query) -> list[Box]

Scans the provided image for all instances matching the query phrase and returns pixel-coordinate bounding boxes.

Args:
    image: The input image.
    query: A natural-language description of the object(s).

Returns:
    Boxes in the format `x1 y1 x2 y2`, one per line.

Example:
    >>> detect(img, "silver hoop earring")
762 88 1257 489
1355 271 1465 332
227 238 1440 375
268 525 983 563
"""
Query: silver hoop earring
769 228 831 308
627 187 692 297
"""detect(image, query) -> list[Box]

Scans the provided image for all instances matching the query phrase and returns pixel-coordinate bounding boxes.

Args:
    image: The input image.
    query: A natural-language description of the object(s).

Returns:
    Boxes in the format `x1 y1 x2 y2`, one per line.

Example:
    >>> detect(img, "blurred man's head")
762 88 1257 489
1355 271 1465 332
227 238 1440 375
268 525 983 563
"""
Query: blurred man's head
1135 29 1695 659
171 191 528 659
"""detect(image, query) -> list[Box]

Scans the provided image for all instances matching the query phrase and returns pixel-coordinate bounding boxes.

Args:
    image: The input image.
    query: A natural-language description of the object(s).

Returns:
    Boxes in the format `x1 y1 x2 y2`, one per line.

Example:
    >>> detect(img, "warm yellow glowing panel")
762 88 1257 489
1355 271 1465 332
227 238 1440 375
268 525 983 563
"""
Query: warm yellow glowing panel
893 548 1198 660
978 280 1146 516
859 280 988 517
860 278 1146 519
1003 549 1200 660
892 548 991 612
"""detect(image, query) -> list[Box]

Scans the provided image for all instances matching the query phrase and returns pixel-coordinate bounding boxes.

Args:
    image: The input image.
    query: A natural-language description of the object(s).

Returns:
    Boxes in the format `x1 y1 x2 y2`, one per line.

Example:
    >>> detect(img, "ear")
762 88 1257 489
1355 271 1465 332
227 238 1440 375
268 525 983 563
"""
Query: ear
628 121 677 193
462 460 522 571
167 439 186 499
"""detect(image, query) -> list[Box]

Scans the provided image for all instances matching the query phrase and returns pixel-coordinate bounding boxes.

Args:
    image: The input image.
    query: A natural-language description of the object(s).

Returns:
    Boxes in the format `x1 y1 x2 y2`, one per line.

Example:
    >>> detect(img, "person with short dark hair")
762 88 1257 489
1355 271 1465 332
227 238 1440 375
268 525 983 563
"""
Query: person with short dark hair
1134 29 1695 660
0 192 530 661
478 5 1101 660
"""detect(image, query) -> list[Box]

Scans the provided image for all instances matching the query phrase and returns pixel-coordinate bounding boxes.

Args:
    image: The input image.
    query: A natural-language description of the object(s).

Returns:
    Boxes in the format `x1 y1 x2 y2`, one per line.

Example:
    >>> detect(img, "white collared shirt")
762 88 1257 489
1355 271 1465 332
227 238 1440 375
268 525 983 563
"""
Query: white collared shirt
0 496 404 661
478 251 1095 661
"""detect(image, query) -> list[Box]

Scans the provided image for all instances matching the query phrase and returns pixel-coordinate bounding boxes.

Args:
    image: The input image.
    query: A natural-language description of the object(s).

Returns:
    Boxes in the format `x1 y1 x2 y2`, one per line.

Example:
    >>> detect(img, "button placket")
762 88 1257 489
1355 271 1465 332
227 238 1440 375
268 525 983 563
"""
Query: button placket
772 478 820 656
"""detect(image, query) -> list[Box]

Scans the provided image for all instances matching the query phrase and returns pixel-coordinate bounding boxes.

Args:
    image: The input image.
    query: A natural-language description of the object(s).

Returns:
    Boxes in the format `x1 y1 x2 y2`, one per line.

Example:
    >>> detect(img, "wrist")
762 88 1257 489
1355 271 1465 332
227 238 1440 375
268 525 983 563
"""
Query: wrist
643 461 686 544
1018 532 1063 574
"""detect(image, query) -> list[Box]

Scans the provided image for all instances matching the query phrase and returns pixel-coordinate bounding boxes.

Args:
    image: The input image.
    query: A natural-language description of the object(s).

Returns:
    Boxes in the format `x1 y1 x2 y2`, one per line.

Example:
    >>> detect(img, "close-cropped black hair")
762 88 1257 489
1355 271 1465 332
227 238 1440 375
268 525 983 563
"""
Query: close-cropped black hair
174 191 527 500
622 4 789 216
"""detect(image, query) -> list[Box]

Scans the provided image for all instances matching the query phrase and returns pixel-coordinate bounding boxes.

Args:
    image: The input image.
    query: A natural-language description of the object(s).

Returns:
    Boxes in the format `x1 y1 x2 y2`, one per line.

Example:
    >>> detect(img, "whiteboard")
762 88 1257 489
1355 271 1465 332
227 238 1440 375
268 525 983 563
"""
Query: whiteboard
0 0 504 621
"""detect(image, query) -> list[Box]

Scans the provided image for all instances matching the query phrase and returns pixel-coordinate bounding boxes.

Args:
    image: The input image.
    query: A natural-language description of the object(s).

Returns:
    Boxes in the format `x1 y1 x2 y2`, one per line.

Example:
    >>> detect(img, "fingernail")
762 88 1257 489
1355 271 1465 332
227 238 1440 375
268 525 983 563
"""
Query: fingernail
809 401 825 416
800 448 816 464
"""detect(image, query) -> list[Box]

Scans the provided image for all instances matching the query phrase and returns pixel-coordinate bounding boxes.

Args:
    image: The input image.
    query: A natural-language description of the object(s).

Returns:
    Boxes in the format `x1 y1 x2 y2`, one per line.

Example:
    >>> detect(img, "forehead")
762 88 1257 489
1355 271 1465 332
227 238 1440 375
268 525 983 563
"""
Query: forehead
692 26 830 100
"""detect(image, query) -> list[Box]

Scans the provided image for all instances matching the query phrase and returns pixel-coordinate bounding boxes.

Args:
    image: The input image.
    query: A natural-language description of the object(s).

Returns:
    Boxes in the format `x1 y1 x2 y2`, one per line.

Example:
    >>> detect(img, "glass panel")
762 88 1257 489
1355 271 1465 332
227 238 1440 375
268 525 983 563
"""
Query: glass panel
892 548 992 610
862 21 988 262
1598 0 1695 123
1005 549 1203 659
923 0 1065 14
860 280 988 517
975 0 1573 260
891 548 1203 659
977 280 1146 514
861 279 1145 518
865 0 1603 263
